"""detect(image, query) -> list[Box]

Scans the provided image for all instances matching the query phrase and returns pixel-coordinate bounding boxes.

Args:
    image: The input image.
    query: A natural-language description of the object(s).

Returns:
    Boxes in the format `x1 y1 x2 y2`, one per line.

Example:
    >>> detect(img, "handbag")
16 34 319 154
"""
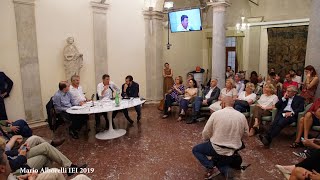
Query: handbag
158 99 165 111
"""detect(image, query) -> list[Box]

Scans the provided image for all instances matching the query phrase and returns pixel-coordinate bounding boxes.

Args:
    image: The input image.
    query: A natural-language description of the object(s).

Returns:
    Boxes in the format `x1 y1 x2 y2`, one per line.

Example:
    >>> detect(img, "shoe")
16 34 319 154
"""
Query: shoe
290 142 303 148
186 118 196 124
51 138 65 147
67 164 88 176
162 114 168 119
177 116 182 122
137 115 141 123
259 134 270 147
204 167 220 179
292 150 310 159
69 130 79 139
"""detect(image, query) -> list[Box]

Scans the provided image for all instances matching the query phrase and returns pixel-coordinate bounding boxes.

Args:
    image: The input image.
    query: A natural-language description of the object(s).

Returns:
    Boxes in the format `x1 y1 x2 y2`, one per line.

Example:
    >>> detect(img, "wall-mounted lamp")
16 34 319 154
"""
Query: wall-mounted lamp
164 1 174 50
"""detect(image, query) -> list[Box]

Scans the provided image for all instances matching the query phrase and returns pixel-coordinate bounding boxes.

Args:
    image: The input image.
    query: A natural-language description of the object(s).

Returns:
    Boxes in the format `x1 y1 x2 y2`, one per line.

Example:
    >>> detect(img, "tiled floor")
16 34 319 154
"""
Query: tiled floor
33 104 309 180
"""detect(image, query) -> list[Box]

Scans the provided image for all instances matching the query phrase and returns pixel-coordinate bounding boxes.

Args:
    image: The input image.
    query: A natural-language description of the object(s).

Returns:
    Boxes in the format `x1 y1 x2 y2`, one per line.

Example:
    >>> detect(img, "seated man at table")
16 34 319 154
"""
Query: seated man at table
96 74 122 131
52 81 88 139
113 75 141 123
69 75 87 106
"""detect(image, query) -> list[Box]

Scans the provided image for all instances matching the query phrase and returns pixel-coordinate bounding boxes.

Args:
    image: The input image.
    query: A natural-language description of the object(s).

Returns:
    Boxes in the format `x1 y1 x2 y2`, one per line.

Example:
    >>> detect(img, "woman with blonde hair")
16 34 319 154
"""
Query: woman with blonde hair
163 76 185 118
209 79 237 112
249 83 279 136
234 82 257 112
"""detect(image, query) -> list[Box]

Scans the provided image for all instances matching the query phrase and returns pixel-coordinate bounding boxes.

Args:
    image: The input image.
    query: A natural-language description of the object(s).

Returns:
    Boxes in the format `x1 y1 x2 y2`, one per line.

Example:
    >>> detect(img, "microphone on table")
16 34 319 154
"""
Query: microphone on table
91 94 95 107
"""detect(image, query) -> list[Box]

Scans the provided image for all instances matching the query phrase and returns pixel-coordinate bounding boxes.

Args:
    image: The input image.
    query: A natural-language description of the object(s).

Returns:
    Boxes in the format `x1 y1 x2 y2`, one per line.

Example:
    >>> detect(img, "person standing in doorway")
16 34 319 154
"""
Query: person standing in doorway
163 63 174 97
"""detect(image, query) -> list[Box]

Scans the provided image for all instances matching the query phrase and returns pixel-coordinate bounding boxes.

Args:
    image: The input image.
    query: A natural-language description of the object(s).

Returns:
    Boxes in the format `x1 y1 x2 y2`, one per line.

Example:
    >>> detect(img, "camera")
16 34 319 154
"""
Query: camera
166 43 172 50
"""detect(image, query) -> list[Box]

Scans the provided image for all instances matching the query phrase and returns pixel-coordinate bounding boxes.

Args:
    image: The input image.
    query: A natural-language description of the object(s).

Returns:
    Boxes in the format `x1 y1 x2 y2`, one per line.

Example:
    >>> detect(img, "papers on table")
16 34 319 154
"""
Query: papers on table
70 106 85 110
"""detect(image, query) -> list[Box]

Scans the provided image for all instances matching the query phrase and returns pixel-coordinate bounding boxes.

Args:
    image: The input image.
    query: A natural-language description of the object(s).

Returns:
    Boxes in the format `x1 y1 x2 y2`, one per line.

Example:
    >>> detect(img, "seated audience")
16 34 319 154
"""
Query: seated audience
250 71 258 85
226 66 234 79
289 69 302 88
254 75 264 98
177 79 197 121
52 81 88 139
274 74 283 97
209 79 237 112
291 97 320 148
162 76 185 119
234 73 245 94
0 119 32 138
300 65 319 104
96 74 122 131
249 83 278 136
259 85 304 147
283 74 298 96
192 97 248 179
188 79 220 124
113 75 141 123
234 82 256 113
69 75 87 106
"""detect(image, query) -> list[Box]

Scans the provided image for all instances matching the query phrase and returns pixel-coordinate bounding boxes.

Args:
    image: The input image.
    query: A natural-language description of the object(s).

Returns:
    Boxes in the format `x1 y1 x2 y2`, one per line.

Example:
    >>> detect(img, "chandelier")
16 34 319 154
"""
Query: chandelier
236 17 250 33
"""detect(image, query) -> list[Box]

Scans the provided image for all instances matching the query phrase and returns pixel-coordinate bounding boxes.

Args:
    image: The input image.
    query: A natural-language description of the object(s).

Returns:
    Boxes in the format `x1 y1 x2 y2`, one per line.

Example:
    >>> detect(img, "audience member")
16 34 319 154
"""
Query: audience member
234 73 245 94
162 76 185 119
283 74 298 96
113 75 141 123
291 97 320 148
52 81 88 139
0 119 32 138
234 82 256 113
163 63 174 97
254 75 264 98
259 85 304 147
226 66 234 79
269 68 275 74
300 65 319 104
289 69 302 88
69 75 87 106
209 79 237 112
274 74 283 97
188 79 220 124
0 72 13 120
192 97 248 179
177 79 197 121
250 71 258 85
249 83 278 136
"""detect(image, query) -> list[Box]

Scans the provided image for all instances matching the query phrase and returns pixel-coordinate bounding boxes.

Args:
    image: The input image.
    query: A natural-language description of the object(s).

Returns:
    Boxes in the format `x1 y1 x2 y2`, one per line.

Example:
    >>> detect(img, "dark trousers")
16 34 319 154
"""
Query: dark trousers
164 94 175 114
112 105 141 122
296 149 320 172
266 113 296 142
60 111 87 132
179 99 189 113
193 96 203 113
192 141 217 169
0 97 7 120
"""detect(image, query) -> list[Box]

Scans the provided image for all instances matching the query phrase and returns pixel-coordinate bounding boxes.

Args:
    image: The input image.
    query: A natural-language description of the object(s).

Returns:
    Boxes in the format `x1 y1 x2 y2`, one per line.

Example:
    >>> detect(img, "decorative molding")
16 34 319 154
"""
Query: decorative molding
13 0 35 5
207 1 231 12
91 1 108 14
143 10 164 20
250 18 309 27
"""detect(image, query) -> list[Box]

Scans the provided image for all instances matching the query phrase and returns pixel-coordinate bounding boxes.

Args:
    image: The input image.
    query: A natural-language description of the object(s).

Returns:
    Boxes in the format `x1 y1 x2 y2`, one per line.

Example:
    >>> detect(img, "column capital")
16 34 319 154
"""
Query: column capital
143 10 164 20
13 0 35 5
207 1 231 12
91 1 108 14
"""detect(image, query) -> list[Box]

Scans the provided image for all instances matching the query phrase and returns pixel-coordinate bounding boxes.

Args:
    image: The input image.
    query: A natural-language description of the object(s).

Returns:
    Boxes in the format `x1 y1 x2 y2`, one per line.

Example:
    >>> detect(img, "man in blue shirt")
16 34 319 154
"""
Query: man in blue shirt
52 81 87 139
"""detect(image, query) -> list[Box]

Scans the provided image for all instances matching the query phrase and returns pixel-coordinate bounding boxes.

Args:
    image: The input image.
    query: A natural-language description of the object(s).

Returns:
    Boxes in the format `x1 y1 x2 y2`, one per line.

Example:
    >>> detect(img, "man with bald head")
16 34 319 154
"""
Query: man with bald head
192 97 248 179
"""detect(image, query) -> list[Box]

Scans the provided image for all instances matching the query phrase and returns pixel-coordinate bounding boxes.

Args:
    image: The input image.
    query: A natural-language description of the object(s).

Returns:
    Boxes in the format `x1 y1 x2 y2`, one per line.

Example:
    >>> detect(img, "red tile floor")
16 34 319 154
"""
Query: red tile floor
32 104 310 179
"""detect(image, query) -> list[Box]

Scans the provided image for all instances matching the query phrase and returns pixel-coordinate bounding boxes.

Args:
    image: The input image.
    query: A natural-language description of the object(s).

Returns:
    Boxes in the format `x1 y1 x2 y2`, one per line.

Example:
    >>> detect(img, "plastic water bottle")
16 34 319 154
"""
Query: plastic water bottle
115 92 120 107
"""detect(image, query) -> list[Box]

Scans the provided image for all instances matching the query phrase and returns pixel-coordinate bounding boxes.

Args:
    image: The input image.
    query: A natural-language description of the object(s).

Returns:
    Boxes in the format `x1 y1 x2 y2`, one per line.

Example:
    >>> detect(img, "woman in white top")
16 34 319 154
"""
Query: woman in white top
209 79 237 112
178 79 198 121
249 83 279 136
234 82 257 113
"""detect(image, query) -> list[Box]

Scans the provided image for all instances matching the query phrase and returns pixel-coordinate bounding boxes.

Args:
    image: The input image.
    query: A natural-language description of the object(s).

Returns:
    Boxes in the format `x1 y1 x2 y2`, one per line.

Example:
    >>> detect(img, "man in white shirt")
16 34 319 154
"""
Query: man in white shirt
176 15 192 31
192 97 248 179
69 75 87 106
234 73 245 94
289 69 302 88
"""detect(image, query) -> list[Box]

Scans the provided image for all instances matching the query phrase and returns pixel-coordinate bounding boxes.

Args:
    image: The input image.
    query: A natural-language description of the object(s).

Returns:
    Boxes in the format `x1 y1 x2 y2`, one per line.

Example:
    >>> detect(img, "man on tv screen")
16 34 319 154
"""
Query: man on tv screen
177 15 192 31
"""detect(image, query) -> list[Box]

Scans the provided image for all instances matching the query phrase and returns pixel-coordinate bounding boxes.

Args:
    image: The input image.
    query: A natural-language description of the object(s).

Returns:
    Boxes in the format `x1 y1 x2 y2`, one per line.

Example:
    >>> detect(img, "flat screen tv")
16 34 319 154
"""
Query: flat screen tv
169 8 202 33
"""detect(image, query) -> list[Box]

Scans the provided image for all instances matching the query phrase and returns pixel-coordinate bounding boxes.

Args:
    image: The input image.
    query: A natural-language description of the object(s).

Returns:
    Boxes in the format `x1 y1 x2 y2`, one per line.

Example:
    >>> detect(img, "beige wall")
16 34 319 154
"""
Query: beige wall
0 0 146 121
0 0 25 120
163 30 204 83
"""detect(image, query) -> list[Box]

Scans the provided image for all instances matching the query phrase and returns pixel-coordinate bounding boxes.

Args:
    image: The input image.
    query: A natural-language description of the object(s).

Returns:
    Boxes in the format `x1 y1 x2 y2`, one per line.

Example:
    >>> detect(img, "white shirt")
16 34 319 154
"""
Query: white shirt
283 96 294 113
69 85 86 105
235 81 245 94
257 94 279 109
292 75 302 88
202 107 249 156
176 24 191 31
205 86 216 100
220 88 238 99
97 81 120 100
238 91 256 103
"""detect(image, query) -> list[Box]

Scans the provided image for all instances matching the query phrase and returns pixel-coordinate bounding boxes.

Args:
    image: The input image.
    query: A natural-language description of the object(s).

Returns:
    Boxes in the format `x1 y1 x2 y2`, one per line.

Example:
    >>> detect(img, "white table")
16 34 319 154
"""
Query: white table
66 98 145 140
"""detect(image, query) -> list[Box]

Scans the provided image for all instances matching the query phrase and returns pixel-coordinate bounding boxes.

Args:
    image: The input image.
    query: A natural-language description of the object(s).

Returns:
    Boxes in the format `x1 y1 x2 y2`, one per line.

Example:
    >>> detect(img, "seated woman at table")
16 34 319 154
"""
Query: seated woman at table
234 82 256 113
162 76 185 119
248 83 278 136
209 79 237 112
177 79 197 121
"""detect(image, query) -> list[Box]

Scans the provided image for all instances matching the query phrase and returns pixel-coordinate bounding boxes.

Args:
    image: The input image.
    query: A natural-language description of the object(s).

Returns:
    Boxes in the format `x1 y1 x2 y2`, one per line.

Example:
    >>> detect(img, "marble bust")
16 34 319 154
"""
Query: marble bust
63 37 83 81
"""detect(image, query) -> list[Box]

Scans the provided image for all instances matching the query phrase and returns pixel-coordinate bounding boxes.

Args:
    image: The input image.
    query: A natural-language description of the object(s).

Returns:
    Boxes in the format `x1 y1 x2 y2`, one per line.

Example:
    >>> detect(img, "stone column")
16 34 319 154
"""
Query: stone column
305 0 320 97
143 10 164 100
91 1 108 86
207 1 230 89
13 0 44 124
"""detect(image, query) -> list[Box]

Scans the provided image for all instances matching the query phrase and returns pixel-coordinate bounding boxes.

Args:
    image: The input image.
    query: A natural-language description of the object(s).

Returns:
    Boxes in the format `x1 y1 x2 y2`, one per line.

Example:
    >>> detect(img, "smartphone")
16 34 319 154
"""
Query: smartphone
301 137 305 141
21 146 27 151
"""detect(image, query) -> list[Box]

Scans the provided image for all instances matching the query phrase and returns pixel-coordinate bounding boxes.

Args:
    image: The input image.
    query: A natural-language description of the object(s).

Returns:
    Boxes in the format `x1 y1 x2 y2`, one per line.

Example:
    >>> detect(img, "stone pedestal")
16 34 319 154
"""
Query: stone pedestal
143 10 164 100
91 2 108 86
207 1 230 88
305 0 320 97
13 0 44 123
